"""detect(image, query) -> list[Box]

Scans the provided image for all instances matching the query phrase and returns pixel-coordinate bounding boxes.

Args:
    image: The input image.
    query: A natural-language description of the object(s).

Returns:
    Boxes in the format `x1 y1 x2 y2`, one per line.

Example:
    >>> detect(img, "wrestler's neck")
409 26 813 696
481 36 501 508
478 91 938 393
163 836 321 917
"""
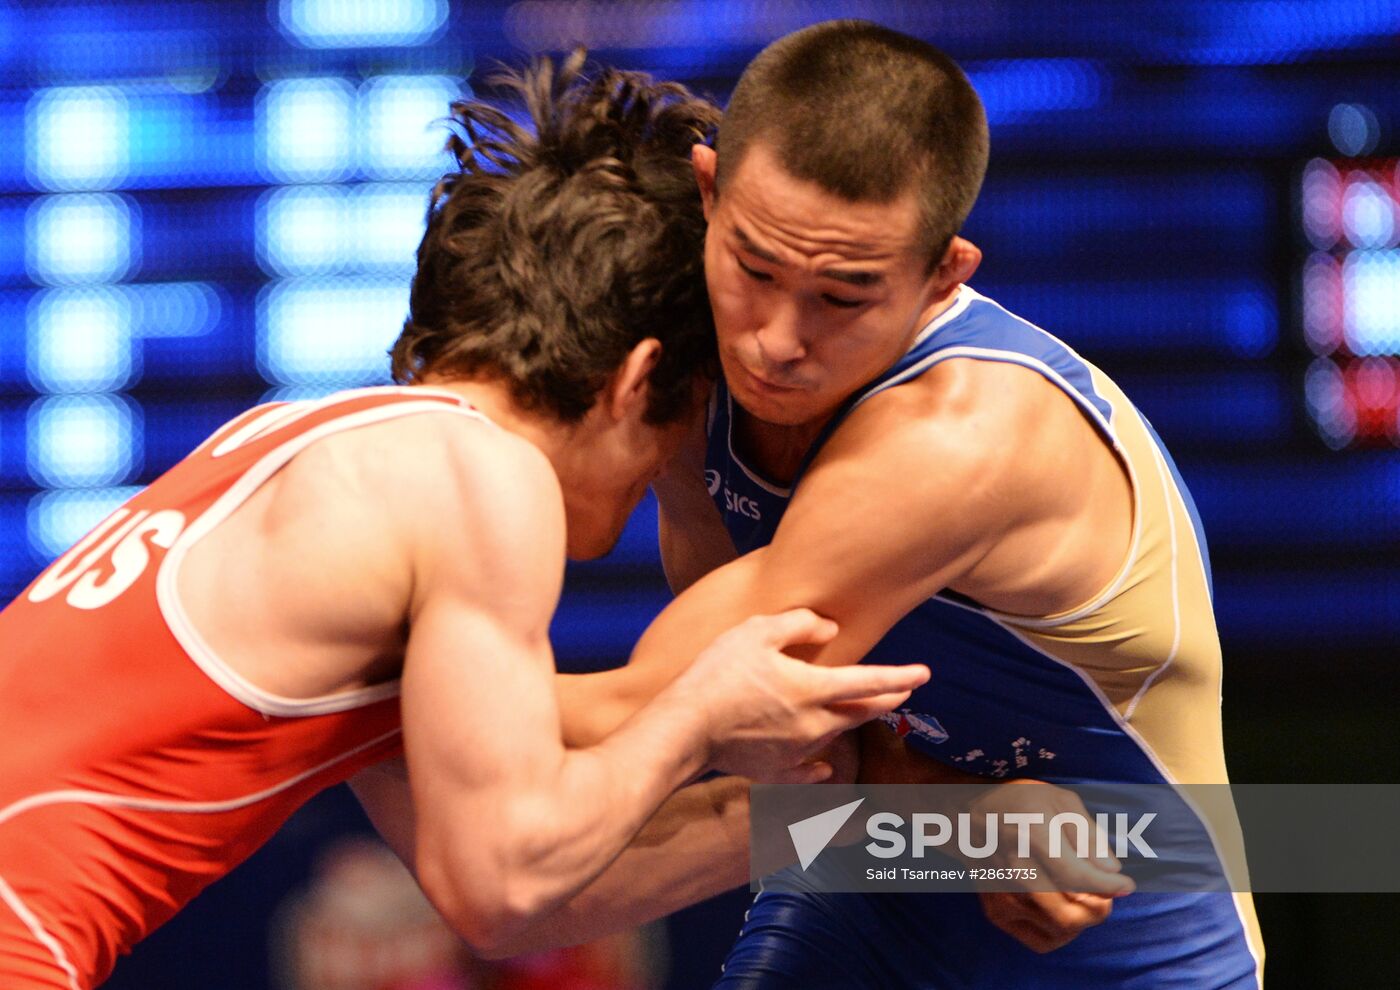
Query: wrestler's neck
413 375 596 487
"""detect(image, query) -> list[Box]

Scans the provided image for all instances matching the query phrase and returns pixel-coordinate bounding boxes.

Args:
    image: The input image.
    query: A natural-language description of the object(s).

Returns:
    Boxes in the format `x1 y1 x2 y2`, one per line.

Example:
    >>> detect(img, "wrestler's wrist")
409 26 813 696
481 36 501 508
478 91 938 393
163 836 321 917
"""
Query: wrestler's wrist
646 679 718 778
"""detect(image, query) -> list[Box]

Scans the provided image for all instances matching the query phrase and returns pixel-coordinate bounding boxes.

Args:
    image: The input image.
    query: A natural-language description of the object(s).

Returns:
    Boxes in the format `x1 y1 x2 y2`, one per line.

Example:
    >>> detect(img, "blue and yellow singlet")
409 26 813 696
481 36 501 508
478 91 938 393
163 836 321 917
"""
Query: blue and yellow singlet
705 286 1263 989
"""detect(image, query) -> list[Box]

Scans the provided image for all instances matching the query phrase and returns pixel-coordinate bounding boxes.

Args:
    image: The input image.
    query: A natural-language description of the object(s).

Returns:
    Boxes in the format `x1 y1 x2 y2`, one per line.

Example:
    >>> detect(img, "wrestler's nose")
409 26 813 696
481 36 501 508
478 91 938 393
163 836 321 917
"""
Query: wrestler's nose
754 301 806 366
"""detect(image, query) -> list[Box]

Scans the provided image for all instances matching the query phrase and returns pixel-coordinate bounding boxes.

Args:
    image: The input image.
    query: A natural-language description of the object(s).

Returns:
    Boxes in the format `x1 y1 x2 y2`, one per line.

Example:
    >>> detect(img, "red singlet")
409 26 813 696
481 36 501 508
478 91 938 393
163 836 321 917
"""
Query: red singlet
0 386 483 989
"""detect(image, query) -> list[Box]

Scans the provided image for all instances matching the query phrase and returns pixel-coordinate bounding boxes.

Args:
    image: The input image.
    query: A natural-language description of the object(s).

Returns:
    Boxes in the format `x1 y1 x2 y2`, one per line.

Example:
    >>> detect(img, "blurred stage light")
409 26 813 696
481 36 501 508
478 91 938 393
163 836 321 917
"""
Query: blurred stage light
1341 177 1397 249
27 486 143 561
1305 358 1355 449
1225 289 1277 358
1302 158 1343 250
124 93 232 186
358 75 458 180
1343 250 1400 356
1301 154 1400 448
128 282 222 339
1308 356 1400 449
27 288 136 393
985 277 1278 357
27 86 129 191
966 60 1105 124
276 0 448 49
257 277 408 386
257 78 356 183
26 194 138 285
1181 1 1400 64
1329 103 1381 157
505 0 723 51
353 184 428 272
259 184 427 277
257 185 348 277
26 394 139 488
1302 253 1343 355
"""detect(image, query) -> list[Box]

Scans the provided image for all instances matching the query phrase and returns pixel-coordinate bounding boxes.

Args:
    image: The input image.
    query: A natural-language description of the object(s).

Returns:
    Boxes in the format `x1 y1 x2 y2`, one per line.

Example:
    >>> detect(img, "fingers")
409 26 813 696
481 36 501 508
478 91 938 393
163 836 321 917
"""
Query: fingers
1083 845 1134 895
998 917 1064 954
1044 850 1136 896
1064 892 1117 921
981 891 1113 954
750 609 840 650
824 691 917 725
805 662 931 705
981 893 1064 953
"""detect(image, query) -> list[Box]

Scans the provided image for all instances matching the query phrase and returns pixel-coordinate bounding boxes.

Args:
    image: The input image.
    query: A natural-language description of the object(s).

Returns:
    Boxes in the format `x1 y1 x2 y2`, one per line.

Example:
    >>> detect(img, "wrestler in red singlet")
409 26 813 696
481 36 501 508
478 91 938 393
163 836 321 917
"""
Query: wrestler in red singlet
0 387 473 989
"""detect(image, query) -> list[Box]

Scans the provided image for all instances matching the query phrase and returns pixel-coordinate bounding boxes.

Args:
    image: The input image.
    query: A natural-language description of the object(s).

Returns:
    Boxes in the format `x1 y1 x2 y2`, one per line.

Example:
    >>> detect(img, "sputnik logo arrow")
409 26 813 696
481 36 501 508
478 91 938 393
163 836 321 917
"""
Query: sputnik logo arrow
787 797 865 870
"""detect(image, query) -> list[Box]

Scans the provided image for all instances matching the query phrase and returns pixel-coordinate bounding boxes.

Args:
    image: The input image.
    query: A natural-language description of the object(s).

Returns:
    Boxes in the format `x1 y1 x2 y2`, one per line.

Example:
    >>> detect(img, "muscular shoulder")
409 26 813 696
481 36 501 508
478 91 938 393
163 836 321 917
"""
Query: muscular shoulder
776 359 1089 585
809 361 1037 503
836 359 1090 490
280 410 566 599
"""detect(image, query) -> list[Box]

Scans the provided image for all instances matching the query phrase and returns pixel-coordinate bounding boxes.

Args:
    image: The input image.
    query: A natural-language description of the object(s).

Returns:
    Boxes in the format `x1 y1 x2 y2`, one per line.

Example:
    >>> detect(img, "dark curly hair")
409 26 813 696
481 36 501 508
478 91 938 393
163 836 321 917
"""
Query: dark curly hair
391 51 720 423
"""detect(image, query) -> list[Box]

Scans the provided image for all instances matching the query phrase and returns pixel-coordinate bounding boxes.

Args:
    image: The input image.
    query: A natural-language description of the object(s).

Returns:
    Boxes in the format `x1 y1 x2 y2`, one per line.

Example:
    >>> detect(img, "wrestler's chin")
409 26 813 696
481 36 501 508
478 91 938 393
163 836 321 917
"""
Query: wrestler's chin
567 532 616 561
564 507 631 561
729 383 824 429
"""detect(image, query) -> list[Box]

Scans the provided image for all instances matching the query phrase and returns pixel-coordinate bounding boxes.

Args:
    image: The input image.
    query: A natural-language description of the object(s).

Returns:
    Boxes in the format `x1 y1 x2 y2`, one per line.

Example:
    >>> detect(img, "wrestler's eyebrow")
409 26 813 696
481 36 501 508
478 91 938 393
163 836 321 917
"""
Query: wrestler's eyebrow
734 227 883 287
734 227 781 265
819 267 883 287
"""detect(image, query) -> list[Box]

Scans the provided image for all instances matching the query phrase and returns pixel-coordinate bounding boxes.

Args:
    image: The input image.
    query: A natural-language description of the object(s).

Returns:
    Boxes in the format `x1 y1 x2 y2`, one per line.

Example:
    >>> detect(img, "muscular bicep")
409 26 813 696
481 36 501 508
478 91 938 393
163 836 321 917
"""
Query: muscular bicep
629 518 933 684
393 423 571 877
402 593 561 824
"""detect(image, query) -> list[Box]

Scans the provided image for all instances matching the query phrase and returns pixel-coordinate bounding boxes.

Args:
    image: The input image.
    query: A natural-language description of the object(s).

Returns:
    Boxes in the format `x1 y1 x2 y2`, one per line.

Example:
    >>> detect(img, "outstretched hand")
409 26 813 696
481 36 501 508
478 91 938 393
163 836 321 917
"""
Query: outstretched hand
673 609 929 784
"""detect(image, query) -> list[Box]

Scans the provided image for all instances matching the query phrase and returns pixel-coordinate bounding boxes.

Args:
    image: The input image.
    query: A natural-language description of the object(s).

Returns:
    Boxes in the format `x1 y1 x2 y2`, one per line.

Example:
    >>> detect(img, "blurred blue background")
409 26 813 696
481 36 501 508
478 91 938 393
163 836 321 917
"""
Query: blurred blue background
1 1 1396 987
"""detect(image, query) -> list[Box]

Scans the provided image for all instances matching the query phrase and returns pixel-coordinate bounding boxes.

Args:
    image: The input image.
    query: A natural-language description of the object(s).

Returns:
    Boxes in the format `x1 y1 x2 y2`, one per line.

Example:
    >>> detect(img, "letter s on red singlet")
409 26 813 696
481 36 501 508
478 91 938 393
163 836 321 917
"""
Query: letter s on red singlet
28 508 187 610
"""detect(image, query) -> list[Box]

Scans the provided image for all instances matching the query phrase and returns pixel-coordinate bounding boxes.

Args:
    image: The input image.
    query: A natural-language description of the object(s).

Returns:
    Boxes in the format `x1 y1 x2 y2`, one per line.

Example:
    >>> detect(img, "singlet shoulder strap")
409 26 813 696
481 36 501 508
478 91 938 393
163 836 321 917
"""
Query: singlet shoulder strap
788 287 1121 487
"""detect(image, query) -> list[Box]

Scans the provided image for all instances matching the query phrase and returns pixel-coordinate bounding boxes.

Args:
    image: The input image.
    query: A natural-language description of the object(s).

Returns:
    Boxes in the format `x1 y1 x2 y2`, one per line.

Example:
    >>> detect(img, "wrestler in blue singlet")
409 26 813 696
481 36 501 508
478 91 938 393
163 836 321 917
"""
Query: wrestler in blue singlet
704 286 1263 989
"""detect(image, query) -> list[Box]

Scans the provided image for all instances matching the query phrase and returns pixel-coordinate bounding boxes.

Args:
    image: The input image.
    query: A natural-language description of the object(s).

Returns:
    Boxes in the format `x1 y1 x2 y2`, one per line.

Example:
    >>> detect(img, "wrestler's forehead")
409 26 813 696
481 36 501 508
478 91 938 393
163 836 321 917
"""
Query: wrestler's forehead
719 142 924 261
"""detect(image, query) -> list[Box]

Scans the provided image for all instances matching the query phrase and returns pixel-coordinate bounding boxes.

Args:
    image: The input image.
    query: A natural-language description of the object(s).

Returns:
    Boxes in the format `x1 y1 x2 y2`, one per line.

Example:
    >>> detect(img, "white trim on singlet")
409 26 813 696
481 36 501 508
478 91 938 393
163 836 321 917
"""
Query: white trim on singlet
724 390 792 498
0 725 401 990
1122 436 1185 721
206 386 469 458
928 591 1264 988
0 872 81 990
0 728 402 828
850 343 1145 631
850 344 1118 438
912 285 974 345
156 393 494 719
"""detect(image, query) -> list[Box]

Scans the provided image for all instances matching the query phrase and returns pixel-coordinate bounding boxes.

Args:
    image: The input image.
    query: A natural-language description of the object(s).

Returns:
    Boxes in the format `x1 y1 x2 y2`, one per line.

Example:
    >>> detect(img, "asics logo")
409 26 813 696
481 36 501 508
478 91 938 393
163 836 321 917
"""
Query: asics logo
706 469 762 521
722 488 762 521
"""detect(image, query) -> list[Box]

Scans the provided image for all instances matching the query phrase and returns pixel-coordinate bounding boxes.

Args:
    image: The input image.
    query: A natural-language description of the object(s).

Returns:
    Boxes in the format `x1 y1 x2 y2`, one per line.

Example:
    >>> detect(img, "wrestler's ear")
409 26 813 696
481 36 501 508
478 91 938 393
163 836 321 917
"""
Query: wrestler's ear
692 144 717 220
925 235 982 295
607 338 663 422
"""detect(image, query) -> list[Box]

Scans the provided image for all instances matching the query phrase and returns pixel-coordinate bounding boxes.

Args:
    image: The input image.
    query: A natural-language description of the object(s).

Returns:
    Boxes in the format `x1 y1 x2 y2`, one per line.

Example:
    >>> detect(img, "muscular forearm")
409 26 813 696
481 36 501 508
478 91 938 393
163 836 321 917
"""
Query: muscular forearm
481 776 750 958
449 687 714 940
555 665 673 749
554 559 767 751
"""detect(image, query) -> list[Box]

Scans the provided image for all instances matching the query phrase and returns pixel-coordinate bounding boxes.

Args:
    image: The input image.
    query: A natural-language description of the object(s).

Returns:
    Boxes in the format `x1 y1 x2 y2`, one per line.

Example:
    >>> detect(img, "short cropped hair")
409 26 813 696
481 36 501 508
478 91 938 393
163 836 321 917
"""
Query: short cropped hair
392 51 720 423
716 20 989 264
